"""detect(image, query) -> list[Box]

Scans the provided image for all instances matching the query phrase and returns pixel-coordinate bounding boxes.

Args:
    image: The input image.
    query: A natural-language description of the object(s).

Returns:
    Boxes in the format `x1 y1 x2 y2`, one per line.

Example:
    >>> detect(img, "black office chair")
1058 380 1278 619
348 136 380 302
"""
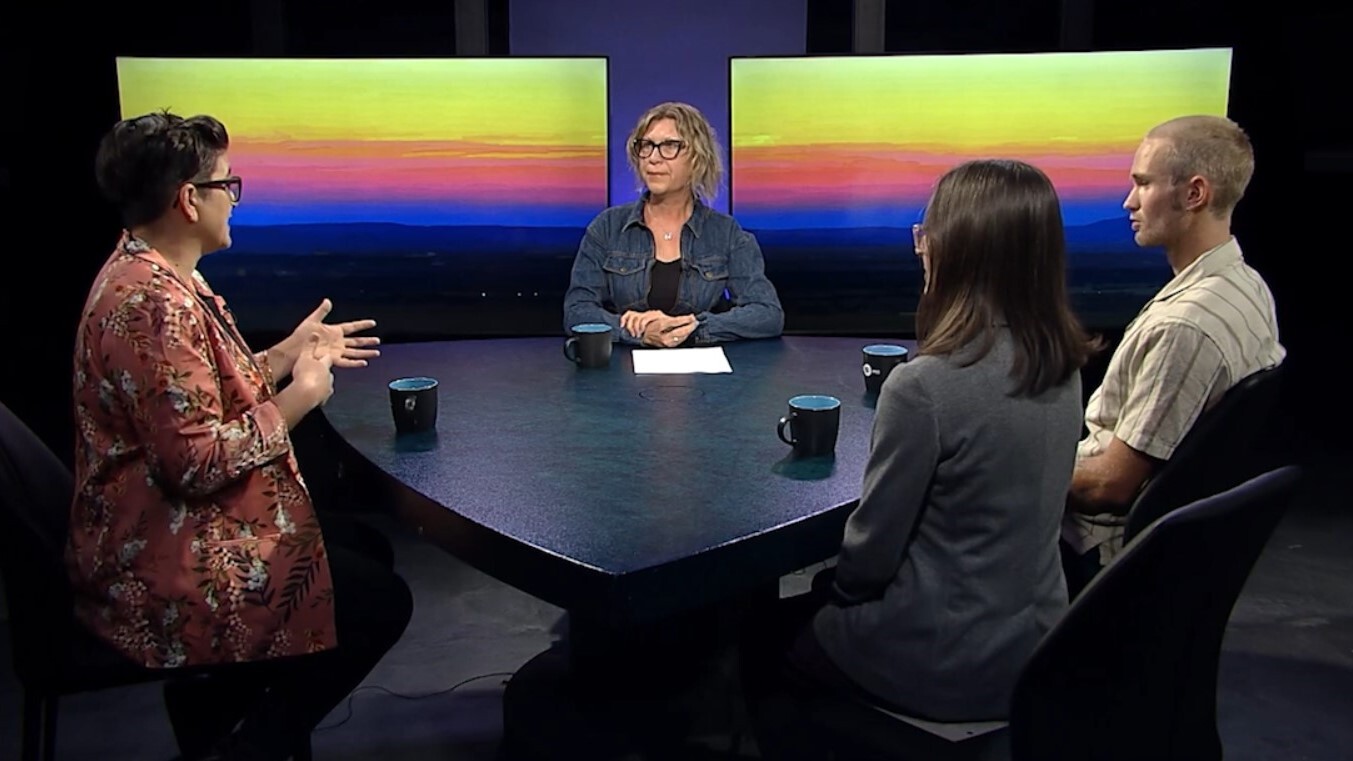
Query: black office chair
0 401 165 761
1010 465 1302 761
1124 363 1287 544
1065 363 1289 599
0 401 314 761
761 465 1301 761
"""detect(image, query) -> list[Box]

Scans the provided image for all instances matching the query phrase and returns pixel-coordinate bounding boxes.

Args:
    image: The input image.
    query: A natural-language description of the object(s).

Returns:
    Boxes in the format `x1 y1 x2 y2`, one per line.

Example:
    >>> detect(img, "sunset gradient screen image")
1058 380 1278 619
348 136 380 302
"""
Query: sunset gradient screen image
114 57 609 336
730 48 1234 329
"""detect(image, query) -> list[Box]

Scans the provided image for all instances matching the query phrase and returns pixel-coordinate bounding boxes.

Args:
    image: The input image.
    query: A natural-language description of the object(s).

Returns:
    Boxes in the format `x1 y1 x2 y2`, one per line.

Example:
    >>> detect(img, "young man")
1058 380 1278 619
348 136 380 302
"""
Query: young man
1061 115 1286 591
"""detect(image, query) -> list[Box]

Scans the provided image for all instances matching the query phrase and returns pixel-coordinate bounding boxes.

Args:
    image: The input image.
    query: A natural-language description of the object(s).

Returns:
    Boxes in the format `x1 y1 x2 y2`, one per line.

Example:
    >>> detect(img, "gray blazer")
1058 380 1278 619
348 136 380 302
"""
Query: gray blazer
814 330 1081 721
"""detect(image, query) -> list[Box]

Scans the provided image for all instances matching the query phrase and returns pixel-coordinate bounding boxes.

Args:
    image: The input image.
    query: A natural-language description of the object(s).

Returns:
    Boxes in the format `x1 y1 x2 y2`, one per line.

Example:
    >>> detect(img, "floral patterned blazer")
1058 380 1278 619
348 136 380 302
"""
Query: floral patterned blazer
66 232 336 668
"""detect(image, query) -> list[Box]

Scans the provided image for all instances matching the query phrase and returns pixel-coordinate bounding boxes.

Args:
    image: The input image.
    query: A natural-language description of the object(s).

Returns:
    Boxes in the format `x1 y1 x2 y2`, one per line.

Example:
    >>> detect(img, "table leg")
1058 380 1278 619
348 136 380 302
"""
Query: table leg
499 583 778 760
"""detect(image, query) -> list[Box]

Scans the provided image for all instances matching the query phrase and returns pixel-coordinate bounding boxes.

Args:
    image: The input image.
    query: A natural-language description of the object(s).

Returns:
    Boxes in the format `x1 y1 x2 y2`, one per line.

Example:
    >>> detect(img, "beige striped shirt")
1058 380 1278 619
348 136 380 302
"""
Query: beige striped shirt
1062 237 1285 560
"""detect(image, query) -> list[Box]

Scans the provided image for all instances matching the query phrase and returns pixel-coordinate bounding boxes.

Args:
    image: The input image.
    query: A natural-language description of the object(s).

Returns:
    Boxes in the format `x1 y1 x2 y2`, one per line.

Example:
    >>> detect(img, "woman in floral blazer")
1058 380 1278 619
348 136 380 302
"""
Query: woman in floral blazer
69 110 413 761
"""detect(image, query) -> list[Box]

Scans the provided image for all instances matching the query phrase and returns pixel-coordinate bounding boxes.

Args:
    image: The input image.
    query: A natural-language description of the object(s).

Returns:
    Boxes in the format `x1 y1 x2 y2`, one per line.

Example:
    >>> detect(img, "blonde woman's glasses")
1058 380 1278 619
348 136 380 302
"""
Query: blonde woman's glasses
633 139 686 160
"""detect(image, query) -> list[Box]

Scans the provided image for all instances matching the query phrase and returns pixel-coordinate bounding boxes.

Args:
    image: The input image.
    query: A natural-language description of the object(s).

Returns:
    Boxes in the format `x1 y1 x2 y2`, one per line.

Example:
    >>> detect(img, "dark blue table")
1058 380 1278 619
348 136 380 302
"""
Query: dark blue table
323 335 916 757
323 335 916 626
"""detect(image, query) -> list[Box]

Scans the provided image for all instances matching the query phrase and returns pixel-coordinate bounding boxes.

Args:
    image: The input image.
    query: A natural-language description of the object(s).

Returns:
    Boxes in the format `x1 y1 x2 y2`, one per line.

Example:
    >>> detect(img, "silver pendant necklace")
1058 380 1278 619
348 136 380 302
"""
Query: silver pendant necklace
645 204 677 241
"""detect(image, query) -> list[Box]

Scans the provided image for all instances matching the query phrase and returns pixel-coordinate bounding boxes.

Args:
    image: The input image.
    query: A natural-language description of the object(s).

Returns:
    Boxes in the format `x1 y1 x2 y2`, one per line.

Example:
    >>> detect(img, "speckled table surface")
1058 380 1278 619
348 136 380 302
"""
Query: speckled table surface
323 335 916 626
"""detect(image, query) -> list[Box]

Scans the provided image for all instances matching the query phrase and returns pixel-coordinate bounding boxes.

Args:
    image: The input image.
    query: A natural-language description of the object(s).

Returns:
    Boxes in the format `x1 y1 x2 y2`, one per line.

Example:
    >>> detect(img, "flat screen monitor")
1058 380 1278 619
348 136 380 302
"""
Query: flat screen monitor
114 56 610 338
730 47 1234 332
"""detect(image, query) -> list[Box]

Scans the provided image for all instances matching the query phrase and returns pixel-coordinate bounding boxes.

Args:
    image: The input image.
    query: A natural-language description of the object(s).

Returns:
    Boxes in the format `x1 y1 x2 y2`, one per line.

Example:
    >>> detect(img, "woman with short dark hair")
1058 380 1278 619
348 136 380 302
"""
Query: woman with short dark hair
69 110 412 761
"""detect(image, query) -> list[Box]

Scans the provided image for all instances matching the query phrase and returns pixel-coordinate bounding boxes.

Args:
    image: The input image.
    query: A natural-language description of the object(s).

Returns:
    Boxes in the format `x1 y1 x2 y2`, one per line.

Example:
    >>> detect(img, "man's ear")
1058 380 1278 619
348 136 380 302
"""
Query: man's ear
1182 174 1211 213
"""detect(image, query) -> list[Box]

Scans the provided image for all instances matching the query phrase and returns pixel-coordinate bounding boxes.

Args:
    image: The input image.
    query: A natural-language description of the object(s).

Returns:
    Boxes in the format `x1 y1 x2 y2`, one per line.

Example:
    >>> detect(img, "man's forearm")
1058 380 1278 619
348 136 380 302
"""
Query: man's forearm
1068 456 1136 516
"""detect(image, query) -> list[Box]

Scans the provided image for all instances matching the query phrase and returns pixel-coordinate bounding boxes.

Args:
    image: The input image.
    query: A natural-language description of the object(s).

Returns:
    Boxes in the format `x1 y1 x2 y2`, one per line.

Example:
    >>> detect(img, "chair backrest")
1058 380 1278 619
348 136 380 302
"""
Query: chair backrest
0 401 78 684
1009 465 1302 761
1124 363 1287 544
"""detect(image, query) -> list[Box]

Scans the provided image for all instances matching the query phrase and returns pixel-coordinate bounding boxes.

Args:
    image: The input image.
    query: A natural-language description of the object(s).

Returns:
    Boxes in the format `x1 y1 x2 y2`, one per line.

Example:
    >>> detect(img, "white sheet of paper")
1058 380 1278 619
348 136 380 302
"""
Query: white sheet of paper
631 347 733 374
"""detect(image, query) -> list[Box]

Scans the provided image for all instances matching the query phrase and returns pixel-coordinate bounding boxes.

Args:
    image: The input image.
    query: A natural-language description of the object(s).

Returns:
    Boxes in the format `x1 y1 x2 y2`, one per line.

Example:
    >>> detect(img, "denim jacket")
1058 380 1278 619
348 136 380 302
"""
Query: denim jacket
563 197 784 345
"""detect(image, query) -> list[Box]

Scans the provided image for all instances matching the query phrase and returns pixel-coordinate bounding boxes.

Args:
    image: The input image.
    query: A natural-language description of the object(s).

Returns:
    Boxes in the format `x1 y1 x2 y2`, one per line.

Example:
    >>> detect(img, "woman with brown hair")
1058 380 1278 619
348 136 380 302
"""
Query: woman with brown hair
743 159 1099 751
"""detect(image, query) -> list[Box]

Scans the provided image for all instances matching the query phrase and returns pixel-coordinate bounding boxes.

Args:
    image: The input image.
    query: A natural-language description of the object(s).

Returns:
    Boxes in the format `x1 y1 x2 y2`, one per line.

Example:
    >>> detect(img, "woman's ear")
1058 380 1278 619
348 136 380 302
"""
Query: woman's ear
177 184 199 222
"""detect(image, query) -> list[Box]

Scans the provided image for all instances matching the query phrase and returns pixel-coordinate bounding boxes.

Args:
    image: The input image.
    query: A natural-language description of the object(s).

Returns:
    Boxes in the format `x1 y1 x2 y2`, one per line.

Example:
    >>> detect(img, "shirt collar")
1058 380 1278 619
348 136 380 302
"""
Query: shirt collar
1150 236 1244 304
117 230 208 293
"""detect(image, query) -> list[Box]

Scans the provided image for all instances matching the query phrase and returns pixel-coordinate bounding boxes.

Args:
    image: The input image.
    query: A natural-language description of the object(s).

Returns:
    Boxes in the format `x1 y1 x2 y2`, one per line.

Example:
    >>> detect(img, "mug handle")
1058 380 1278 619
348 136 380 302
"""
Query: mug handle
563 337 580 363
777 413 797 446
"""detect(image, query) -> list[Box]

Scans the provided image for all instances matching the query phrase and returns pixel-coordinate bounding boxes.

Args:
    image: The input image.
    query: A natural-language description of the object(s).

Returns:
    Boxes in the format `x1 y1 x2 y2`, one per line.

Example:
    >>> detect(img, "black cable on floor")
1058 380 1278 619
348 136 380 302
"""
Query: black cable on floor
316 671 517 731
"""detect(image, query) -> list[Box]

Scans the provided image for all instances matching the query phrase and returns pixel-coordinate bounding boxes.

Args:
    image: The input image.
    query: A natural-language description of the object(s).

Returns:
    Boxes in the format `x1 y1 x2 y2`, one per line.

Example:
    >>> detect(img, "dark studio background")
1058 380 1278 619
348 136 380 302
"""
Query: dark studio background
0 0 1342 474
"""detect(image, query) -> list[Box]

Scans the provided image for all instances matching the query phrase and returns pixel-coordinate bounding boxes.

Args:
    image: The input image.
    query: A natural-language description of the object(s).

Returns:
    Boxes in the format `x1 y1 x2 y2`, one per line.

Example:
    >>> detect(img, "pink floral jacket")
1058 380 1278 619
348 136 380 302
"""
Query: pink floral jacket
66 232 336 668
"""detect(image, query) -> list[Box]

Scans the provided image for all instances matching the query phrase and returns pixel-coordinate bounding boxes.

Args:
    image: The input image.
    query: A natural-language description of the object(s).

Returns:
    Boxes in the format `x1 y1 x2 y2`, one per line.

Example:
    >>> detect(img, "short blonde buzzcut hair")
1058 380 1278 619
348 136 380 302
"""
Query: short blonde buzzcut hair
627 101 724 203
1147 115 1255 217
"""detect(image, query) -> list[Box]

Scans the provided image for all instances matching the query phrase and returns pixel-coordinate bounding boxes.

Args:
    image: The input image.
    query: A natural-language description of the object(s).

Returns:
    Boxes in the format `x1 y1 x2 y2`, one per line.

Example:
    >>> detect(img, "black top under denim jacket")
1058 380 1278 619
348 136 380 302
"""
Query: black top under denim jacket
562 195 785 345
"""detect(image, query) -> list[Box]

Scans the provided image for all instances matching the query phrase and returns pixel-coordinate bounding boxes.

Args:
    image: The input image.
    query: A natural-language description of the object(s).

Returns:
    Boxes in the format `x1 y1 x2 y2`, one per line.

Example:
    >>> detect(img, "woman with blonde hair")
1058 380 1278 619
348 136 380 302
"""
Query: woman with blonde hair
563 101 783 347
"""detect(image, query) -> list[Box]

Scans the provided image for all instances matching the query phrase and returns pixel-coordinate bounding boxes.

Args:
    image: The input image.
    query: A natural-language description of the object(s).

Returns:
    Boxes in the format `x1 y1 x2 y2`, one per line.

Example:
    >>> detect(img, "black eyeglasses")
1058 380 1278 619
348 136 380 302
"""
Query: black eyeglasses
192 176 242 205
633 139 686 160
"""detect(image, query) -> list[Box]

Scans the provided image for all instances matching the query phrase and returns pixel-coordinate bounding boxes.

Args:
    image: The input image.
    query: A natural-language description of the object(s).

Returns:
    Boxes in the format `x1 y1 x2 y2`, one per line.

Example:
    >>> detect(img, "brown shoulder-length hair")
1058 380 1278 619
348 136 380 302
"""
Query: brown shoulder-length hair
915 159 1101 397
